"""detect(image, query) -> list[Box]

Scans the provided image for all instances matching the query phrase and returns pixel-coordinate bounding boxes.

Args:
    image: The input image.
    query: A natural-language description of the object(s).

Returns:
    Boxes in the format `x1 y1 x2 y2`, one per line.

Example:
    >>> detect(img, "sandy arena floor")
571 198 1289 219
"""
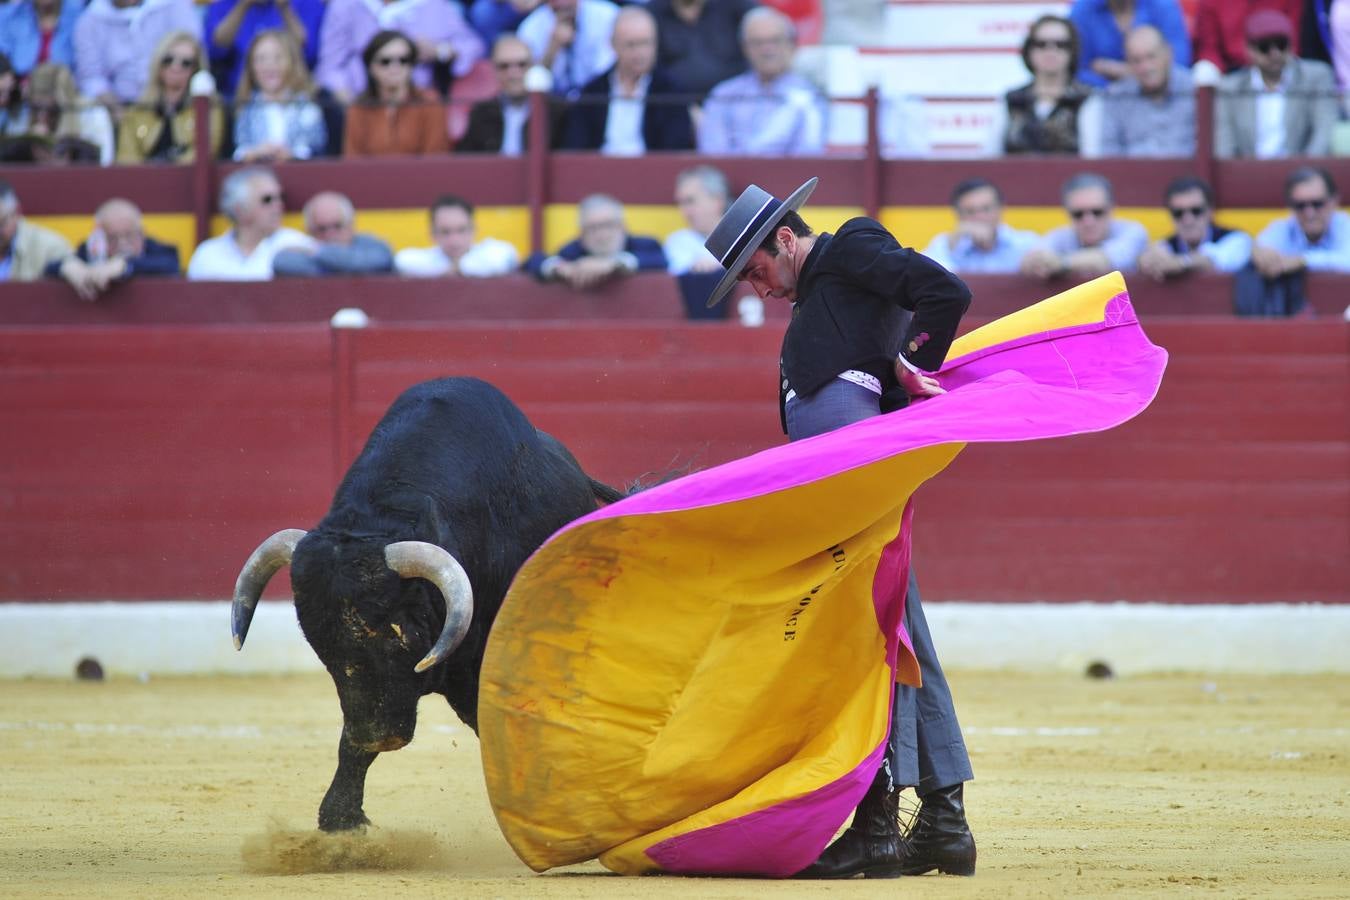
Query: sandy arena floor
1 670 1346 899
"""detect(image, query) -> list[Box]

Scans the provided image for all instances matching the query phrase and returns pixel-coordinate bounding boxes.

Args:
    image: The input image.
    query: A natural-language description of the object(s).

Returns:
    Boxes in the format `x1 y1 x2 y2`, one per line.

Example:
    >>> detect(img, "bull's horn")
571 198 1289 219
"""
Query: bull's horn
384 542 474 673
232 529 307 651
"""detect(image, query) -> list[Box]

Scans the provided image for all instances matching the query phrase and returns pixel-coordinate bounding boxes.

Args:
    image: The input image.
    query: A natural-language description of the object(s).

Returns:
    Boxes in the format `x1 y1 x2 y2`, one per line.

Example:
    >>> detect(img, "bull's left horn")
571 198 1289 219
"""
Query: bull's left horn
232 529 307 651
384 542 474 673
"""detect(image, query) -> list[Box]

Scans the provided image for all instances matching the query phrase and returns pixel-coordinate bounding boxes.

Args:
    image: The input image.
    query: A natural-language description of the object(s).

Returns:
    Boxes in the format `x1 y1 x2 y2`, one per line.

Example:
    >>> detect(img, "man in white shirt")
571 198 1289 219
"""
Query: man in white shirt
187 167 314 281
663 165 728 275
516 0 620 99
698 6 826 156
395 194 520 278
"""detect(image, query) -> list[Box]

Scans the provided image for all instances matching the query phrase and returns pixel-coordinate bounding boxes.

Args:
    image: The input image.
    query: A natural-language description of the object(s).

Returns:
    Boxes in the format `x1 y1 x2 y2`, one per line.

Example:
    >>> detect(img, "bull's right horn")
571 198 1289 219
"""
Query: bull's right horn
383 542 474 673
232 529 307 651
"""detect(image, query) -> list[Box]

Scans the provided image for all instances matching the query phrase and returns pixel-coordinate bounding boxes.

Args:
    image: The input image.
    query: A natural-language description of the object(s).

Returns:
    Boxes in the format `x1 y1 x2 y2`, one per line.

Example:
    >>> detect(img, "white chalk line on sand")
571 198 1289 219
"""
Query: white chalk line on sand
0 721 467 739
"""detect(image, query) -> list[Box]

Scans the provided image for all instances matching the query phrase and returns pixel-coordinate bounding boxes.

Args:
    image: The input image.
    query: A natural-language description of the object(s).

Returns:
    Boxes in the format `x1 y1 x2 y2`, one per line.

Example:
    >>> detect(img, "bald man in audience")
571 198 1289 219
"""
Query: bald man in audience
273 191 394 277
45 197 179 300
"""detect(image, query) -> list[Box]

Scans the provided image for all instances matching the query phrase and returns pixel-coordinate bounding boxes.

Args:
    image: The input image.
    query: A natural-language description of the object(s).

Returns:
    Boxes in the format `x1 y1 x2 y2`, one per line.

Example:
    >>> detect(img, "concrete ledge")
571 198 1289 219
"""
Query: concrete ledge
2 601 1347 679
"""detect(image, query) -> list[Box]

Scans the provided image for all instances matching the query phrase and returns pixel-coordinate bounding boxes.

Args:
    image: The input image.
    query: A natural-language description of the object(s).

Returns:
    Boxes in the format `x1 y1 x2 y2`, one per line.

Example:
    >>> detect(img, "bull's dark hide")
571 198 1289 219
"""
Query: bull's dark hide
258 376 619 830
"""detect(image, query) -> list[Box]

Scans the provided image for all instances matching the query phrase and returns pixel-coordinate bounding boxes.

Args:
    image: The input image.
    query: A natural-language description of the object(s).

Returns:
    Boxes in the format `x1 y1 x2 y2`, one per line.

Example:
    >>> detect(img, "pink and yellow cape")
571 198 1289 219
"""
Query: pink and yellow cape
477 273 1167 876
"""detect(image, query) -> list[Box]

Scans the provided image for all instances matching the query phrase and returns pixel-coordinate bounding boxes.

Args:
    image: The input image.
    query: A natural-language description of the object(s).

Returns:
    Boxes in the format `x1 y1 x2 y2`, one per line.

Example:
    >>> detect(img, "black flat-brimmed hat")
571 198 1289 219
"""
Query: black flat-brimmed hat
702 177 818 308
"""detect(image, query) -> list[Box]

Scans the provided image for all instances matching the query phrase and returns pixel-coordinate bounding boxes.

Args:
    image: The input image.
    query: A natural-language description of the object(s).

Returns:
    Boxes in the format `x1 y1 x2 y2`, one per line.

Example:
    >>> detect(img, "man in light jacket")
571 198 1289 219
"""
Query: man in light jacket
1214 9 1337 158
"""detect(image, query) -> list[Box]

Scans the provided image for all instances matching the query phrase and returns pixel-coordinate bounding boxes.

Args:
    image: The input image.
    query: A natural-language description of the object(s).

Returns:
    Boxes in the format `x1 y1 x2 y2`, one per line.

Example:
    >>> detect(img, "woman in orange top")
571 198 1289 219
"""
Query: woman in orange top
343 29 449 157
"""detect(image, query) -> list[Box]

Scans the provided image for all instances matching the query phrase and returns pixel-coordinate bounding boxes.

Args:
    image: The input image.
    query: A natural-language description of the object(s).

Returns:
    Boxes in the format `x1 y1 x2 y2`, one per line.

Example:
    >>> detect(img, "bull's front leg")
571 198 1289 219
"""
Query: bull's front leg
318 732 378 831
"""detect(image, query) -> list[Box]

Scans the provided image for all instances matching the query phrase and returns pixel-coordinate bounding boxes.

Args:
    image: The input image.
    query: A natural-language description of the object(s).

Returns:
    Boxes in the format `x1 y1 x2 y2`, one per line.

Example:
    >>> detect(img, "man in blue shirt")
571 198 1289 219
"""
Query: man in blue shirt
1020 172 1150 279
923 178 1039 275
1137 176 1251 280
1253 166 1350 274
1234 166 1349 316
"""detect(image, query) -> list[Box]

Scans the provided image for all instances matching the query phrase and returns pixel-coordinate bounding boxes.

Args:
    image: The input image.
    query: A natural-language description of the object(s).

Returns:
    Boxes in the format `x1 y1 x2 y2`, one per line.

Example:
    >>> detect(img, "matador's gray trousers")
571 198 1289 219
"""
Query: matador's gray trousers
785 377 974 793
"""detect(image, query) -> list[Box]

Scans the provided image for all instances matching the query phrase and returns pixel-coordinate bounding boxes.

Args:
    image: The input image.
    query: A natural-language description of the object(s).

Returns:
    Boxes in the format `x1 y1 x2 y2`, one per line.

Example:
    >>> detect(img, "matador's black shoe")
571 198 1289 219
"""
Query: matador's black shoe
898 782 976 876
797 768 904 879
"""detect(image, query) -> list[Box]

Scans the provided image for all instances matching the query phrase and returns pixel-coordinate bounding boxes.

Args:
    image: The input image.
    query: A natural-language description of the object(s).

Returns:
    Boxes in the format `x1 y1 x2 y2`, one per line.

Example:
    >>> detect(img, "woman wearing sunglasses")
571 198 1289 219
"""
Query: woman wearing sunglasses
232 29 327 162
992 15 1093 156
344 30 450 156
117 31 223 163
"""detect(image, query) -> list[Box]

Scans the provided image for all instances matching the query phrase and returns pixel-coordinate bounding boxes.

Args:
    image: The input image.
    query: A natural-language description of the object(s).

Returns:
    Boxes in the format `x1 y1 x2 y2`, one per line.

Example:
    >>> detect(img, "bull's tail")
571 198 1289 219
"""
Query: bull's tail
588 477 626 506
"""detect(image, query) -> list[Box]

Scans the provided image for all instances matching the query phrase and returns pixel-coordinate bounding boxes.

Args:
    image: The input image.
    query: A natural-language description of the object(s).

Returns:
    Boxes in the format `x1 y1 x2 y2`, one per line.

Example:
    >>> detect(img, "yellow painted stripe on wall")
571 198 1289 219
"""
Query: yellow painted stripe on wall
28 206 1295 266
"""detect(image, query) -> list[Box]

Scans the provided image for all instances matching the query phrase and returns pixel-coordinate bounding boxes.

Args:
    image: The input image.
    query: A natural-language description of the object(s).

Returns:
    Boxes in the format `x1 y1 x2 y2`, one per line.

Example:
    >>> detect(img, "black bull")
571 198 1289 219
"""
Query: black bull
231 377 622 831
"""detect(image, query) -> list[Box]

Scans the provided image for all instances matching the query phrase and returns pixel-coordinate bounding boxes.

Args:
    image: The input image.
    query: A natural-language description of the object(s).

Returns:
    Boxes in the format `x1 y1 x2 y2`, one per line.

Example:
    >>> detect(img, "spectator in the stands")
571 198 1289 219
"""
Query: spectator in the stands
1 54 32 138
1137 176 1252 281
315 0 485 105
1215 9 1338 158
187 166 314 280
467 0 540 47
343 30 450 157
205 0 326 98
23 63 117 166
45 198 180 300
1095 25 1195 157
458 34 567 154
395 194 519 277
923 177 1040 275
699 7 826 156
664 164 728 275
0 177 72 282
116 32 225 164
993 15 1093 155
562 5 695 153
74 0 203 110
524 192 665 288
0 0 82 77
1192 0 1303 80
1020 172 1149 279
1254 166 1350 273
648 0 755 100
273 191 393 276
232 30 328 162
516 0 621 99
1068 0 1190 87
1236 165 1350 314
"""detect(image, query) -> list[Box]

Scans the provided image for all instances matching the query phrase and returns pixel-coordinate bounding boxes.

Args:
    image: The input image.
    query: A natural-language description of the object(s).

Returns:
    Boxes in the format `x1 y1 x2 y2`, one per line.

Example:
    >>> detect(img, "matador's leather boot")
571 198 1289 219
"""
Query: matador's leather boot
899 782 976 876
797 768 903 879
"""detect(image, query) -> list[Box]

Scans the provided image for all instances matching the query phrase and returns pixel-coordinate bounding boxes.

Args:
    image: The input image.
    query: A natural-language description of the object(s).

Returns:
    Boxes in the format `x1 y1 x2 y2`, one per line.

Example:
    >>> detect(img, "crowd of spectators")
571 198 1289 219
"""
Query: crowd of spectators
2 0 1350 163
4 0 1350 319
5 152 1347 318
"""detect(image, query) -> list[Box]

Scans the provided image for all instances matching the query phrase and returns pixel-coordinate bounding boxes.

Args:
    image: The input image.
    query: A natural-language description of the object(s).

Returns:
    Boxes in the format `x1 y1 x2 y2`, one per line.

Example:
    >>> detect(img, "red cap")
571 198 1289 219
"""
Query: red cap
1245 9 1294 41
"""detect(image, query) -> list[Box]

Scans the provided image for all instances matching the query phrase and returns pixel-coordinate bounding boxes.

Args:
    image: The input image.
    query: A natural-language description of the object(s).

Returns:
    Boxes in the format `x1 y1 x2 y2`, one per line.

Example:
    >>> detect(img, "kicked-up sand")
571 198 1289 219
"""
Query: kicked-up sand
1 670 1346 898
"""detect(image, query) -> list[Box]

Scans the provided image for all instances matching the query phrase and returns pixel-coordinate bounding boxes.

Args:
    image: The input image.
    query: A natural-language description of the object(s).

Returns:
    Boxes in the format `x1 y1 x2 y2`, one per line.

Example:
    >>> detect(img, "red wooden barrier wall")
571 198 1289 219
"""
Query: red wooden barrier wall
2 317 1345 605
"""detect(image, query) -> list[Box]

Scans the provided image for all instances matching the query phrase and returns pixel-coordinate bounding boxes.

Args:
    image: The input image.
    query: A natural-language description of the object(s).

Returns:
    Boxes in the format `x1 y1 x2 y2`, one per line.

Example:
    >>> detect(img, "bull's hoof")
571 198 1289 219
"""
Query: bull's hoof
318 808 371 832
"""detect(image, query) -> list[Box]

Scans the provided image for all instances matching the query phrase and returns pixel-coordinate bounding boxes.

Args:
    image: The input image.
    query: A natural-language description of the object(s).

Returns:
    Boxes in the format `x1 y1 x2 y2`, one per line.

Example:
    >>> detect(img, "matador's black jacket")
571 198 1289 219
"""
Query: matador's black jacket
778 217 972 433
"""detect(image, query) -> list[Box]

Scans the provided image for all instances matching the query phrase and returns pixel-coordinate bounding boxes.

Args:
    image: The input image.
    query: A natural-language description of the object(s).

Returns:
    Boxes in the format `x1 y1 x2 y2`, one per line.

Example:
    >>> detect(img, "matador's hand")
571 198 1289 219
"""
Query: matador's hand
896 362 946 400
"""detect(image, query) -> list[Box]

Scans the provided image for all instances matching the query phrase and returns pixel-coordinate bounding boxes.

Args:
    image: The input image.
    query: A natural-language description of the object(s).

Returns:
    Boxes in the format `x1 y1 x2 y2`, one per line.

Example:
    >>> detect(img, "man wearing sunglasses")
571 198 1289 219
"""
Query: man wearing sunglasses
187 166 314 280
1019 172 1148 281
1137 176 1251 281
459 34 567 154
1215 9 1337 159
1252 166 1350 276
